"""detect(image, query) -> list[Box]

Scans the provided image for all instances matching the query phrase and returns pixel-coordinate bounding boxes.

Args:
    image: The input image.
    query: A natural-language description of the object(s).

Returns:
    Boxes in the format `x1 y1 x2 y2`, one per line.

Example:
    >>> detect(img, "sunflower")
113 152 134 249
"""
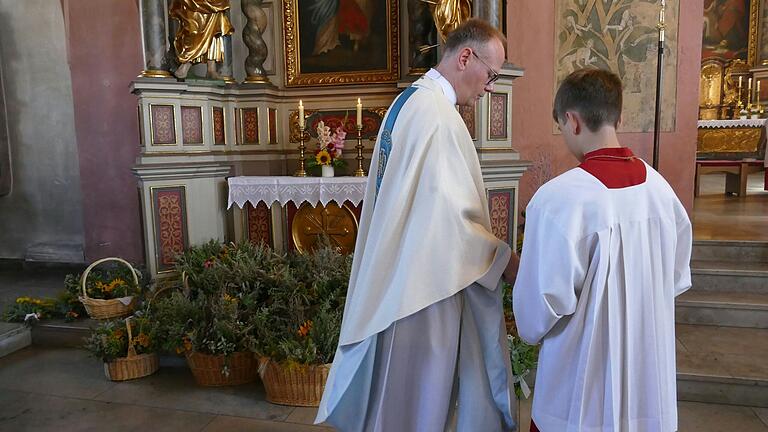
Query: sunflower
315 150 332 166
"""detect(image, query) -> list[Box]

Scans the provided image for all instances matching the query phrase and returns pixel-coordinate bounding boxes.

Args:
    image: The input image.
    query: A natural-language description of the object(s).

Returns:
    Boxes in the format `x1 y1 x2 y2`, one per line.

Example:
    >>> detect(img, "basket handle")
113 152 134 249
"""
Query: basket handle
80 257 141 300
125 316 137 358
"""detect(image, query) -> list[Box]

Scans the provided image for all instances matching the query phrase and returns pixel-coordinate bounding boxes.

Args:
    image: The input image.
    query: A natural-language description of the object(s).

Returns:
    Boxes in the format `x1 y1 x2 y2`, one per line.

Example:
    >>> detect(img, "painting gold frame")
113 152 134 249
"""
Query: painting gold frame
282 0 400 87
747 0 761 66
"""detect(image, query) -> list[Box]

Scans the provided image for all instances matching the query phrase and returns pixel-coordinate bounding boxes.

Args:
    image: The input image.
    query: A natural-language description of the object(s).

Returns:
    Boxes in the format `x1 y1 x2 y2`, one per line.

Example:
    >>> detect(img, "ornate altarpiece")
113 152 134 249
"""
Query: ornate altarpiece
132 0 529 280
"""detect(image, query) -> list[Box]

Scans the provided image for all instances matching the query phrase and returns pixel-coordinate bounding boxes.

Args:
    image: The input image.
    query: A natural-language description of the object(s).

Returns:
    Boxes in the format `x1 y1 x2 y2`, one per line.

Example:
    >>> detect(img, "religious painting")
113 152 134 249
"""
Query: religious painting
283 0 400 86
759 0 768 65
703 0 751 62
554 0 679 132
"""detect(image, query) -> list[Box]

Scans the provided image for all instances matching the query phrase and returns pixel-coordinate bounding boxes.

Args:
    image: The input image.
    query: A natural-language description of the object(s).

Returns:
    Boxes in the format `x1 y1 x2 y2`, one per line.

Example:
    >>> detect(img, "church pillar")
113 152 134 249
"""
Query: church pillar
138 0 172 78
242 0 271 85
474 0 501 30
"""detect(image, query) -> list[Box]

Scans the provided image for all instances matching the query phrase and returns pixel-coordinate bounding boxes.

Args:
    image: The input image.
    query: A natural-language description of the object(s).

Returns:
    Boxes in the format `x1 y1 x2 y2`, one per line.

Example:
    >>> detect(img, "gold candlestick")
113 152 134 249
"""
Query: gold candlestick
295 125 307 177
354 124 366 177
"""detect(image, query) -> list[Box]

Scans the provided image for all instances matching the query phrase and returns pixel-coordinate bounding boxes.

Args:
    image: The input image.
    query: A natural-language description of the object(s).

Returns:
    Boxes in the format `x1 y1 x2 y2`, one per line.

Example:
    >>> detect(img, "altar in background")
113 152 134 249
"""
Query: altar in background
132 0 529 280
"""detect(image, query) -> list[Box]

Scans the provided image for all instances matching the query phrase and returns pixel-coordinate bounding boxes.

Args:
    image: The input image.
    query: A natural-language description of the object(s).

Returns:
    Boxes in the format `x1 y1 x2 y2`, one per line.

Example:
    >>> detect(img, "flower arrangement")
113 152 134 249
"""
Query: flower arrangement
252 237 352 365
307 120 347 170
84 314 156 362
153 241 281 357
69 265 144 301
503 282 539 399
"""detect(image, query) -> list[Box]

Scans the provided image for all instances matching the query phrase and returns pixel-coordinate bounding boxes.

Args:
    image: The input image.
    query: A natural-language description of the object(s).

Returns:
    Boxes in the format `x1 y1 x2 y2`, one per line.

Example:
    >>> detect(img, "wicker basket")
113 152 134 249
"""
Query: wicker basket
185 351 257 386
259 358 331 407
103 318 159 381
79 257 139 320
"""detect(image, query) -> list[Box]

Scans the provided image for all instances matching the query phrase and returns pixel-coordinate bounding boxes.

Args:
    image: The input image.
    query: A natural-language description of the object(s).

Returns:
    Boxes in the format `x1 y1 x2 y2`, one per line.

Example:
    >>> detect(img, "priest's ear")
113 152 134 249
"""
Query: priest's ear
456 47 472 71
563 111 582 136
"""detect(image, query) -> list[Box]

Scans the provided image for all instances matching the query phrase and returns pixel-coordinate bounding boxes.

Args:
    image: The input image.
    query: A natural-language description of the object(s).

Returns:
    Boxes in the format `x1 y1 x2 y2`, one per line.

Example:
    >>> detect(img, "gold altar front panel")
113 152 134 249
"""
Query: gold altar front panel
697 127 764 158
291 202 358 255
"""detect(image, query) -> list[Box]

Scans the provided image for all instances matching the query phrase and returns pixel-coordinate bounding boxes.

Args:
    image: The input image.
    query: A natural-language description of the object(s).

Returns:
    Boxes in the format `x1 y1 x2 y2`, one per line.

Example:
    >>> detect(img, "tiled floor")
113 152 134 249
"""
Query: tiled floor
693 172 768 241
0 346 766 431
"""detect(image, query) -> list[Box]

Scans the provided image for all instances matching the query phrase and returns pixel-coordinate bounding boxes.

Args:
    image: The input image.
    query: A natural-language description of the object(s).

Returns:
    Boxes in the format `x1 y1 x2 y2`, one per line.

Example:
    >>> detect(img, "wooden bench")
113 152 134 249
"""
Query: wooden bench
694 160 764 197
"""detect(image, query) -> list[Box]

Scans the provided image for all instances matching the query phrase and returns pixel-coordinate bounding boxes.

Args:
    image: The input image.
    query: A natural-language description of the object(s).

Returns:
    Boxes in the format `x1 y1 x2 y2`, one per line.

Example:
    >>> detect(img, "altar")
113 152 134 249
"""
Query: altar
130 0 530 280
695 118 767 196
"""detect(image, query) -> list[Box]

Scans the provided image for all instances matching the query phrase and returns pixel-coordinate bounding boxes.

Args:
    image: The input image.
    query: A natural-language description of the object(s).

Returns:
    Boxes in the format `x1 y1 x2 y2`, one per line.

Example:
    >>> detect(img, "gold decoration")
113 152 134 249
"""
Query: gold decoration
424 0 472 42
747 0 760 66
282 0 400 87
170 0 234 64
697 127 763 154
700 62 723 108
291 202 359 255
140 69 173 78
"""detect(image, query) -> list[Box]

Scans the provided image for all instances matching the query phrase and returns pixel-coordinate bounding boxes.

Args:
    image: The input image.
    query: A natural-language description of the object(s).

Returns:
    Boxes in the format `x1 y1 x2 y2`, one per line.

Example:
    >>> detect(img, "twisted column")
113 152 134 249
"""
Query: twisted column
242 0 270 84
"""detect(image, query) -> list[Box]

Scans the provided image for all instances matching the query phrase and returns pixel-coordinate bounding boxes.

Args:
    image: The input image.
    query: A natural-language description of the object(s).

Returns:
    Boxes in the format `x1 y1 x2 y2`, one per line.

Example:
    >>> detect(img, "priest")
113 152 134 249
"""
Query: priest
316 19 519 432
513 68 692 432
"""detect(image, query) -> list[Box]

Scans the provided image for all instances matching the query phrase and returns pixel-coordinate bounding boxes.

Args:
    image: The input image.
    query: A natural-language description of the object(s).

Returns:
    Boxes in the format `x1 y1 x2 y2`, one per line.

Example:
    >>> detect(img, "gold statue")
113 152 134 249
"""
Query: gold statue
170 0 234 79
422 0 472 42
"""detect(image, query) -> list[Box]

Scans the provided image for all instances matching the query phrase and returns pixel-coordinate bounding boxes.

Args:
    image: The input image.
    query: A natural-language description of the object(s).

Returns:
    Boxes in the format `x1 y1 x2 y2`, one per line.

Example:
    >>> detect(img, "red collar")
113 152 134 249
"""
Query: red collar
579 147 646 188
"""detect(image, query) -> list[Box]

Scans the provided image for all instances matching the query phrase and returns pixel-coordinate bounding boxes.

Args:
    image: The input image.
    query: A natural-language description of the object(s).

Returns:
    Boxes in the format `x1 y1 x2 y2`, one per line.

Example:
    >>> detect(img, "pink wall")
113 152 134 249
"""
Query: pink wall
507 0 703 214
65 1 144 263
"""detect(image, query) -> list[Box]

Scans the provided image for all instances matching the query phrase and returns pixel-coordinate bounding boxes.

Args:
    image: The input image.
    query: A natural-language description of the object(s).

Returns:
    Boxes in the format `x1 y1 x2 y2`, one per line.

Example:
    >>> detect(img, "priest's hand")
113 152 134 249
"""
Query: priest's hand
502 252 520 284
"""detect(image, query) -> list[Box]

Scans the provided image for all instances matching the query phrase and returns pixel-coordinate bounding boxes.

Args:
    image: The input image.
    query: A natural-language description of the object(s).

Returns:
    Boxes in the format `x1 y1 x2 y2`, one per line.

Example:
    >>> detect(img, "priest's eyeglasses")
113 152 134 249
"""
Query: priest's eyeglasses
471 51 500 86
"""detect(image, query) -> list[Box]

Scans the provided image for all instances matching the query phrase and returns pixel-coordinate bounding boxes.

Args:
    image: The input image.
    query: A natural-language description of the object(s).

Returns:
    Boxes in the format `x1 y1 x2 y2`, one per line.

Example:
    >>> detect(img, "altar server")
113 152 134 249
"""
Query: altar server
316 19 519 432
513 68 692 432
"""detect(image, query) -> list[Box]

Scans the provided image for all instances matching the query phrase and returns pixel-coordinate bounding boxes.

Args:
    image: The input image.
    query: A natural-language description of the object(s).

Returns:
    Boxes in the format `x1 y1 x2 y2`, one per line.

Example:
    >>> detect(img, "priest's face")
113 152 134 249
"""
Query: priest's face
458 39 505 107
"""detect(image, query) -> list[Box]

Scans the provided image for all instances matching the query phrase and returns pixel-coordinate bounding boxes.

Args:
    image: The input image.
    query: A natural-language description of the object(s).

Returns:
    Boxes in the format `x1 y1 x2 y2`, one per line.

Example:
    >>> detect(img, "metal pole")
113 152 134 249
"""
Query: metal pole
652 0 666 170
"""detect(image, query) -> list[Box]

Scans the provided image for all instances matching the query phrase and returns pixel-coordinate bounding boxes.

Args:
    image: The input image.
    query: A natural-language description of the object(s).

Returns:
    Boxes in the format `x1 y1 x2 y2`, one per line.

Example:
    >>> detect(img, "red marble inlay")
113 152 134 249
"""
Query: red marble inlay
489 93 508 140
213 107 225 145
489 191 511 243
243 108 259 144
181 106 203 144
247 202 272 247
151 105 176 144
268 108 277 144
459 104 476 139
154 188 187 268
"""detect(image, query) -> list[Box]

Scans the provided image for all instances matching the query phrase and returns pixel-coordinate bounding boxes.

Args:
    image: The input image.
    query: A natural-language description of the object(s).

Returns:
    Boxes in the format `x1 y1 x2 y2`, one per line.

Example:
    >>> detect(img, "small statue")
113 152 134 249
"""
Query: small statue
170 0 234 80
422 0 472 42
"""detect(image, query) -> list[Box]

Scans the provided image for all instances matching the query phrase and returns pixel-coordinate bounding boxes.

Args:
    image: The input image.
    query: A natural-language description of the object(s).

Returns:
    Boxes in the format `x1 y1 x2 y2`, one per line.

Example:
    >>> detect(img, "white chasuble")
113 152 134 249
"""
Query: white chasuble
316 74 516 431
513 165 692 432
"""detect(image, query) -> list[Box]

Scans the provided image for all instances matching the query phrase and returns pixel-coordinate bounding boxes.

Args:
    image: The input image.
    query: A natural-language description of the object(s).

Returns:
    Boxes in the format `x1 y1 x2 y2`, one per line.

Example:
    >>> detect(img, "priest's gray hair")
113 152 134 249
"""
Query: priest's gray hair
442 18 507 58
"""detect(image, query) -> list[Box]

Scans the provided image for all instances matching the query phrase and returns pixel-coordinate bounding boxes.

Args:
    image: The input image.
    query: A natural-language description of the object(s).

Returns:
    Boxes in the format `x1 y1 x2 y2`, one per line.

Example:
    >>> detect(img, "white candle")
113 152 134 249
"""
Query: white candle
758 80 762 100
298 100 305 128
739 76 743 88
356 98 363 127
748 78 752 91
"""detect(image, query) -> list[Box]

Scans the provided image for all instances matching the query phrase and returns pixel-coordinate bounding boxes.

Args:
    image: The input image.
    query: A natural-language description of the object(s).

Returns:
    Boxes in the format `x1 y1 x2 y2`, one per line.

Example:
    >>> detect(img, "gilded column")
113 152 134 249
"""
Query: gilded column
139 0 172 78
242 0 271 84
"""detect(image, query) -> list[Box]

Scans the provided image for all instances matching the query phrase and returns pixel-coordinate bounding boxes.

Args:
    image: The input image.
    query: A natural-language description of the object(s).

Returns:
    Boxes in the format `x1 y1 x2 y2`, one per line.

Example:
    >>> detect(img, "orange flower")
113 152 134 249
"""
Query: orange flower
297 320 313 337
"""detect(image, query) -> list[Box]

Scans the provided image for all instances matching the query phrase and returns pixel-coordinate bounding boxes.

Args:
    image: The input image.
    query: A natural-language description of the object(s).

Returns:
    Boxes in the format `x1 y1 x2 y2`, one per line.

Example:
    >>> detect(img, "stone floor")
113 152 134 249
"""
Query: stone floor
0 345 766 431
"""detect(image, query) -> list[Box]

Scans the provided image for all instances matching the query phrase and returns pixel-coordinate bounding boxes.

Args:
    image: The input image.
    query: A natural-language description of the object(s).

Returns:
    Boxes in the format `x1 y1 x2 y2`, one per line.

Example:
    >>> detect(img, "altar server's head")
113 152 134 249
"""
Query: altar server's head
437 18 507 107
552 68 624 159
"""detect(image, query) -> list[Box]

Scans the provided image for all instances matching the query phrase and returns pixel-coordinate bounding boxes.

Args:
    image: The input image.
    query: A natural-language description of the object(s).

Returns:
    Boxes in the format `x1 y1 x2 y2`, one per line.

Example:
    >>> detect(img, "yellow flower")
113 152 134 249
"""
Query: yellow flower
315 150 331 166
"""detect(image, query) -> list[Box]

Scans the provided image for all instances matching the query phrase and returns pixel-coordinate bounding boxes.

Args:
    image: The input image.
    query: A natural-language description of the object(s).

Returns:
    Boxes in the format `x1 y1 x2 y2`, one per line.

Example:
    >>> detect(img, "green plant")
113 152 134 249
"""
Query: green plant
84 314 156 362
68 264 145 300
502 282 539 399
154 241 283 357
3 296 57 322
253 238 352 365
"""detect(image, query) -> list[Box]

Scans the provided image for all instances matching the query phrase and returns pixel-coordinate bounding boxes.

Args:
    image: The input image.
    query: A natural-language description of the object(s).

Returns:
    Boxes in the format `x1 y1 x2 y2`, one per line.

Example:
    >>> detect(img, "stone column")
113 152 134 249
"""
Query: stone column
475 0 501 30
408 0 438 75
139 0 172 78
242 0 271 84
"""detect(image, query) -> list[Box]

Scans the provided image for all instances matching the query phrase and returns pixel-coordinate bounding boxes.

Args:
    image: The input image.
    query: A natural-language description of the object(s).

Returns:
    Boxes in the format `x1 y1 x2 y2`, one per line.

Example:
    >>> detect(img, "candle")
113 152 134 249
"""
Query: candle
759 80 762 100
298 100 305 128
739 76 743 88
356 98 363 127
748 78 752 90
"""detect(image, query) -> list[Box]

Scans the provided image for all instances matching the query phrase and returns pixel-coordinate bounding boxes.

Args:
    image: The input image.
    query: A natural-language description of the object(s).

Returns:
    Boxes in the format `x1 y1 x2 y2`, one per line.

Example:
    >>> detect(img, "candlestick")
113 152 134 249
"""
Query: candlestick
356 98 363 127
298 100 305 129
354 124 366 177
294 124 307 177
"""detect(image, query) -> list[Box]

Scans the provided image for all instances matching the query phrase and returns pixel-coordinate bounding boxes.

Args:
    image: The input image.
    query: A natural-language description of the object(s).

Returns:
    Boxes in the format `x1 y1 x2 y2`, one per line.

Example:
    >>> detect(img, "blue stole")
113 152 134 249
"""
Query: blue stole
375 86 419 202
